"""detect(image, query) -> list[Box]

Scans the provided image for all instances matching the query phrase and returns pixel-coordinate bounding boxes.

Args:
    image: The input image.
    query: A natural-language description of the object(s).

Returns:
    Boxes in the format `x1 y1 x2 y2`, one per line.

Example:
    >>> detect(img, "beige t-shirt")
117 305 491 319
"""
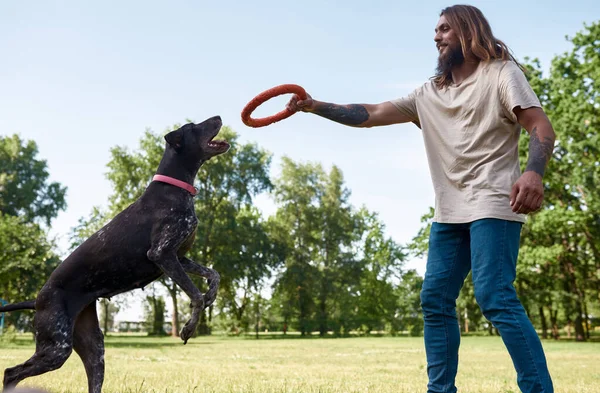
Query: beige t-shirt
391 59 541 224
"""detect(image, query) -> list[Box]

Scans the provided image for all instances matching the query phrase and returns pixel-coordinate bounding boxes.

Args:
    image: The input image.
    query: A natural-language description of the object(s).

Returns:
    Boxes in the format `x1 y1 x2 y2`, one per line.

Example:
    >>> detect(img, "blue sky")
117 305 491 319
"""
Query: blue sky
1 1 597 319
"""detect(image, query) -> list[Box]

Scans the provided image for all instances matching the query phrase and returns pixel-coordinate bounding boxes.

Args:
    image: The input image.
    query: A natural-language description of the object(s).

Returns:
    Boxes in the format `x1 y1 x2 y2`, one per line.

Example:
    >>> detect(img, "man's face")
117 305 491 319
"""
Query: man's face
434 15 465 73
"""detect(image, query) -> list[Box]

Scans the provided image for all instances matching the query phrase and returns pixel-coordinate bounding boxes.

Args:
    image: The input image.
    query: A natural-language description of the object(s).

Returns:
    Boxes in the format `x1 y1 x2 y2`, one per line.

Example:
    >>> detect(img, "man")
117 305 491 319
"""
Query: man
287 4 555 393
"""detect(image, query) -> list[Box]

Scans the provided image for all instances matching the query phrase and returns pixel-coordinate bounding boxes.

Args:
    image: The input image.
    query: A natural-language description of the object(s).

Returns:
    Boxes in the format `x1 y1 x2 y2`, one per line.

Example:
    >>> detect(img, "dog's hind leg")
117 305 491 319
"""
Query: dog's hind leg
179 257 220 308
73 302 105 393
3 308 74 391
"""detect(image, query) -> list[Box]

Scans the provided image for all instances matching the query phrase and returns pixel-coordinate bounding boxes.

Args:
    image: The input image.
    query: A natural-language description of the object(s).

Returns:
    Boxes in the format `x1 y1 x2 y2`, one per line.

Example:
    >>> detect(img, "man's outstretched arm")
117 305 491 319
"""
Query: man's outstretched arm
287 94 413 128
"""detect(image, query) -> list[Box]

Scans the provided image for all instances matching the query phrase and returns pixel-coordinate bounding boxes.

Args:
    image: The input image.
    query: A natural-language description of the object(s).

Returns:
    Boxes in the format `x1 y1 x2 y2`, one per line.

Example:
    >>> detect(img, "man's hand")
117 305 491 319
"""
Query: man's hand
510 171 544 214
287 92 315 113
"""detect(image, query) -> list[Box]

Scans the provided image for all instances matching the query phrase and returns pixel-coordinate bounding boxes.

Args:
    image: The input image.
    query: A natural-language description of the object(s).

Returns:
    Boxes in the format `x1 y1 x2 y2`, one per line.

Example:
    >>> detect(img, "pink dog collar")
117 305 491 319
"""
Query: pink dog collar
152 175 197 196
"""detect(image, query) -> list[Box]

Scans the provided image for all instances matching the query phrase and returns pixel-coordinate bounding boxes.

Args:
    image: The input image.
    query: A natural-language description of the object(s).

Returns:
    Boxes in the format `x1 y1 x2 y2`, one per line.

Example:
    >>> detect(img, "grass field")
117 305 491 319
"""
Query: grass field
1 335 598 393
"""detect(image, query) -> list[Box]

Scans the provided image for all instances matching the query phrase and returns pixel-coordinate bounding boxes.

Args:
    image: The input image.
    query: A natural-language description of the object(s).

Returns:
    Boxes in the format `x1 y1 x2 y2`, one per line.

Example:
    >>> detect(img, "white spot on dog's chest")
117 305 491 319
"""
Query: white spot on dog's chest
153 215 197 254
184 215 197 227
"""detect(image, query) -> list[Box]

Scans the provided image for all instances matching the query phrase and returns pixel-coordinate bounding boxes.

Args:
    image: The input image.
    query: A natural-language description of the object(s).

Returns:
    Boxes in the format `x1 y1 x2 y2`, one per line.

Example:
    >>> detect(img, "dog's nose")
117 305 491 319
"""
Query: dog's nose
210 116 222 127
196 115 222 128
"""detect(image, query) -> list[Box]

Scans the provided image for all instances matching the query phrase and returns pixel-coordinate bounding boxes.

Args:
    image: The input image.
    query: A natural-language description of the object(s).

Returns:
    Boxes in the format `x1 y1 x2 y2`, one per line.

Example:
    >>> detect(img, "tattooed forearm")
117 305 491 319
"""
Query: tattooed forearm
312 103 370 126
525 126 555 177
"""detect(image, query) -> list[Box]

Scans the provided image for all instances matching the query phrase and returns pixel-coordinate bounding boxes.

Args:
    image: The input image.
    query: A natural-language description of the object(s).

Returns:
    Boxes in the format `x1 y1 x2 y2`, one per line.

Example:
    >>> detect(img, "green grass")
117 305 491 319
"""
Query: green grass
1 335 598 392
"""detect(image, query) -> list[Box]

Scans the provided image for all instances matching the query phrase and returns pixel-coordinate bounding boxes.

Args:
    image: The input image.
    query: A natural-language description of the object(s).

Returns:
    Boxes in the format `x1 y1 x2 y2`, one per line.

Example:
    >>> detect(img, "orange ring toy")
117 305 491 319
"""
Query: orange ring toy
241 84 308 128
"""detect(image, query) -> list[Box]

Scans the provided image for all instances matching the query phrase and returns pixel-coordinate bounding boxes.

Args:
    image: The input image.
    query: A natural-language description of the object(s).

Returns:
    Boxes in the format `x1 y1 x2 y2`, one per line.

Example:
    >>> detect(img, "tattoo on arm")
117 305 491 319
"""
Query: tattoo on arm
525 127 554 177
312 103 370 126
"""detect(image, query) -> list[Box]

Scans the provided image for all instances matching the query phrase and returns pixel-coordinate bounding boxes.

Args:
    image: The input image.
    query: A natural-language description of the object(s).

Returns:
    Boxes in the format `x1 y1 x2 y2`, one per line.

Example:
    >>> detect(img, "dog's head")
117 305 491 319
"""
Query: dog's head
164 116 230 163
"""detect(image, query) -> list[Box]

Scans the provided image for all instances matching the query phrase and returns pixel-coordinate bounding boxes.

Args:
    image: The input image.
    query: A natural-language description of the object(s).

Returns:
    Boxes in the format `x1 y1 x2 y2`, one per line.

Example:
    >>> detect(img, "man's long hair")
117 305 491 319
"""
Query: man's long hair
433 4 523 89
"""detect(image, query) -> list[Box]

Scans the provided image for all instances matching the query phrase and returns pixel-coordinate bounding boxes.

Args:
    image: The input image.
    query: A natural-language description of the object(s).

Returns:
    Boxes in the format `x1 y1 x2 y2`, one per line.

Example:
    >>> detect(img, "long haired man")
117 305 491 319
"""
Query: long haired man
288 5 555 393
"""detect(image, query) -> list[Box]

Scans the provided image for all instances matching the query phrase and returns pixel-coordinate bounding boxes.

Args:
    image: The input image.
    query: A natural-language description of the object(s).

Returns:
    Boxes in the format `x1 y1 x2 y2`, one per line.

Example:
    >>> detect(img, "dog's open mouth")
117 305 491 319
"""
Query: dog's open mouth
207 139 230 152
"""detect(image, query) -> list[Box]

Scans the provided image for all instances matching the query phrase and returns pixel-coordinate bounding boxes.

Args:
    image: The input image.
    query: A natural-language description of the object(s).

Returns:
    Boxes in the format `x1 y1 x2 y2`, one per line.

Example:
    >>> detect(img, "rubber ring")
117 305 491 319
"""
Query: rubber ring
241 84 308 128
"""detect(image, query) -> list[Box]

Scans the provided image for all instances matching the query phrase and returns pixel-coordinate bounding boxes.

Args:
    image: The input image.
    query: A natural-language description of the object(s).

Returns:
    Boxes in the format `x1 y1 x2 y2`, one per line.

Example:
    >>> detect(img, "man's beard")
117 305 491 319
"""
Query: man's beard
436 44 465 76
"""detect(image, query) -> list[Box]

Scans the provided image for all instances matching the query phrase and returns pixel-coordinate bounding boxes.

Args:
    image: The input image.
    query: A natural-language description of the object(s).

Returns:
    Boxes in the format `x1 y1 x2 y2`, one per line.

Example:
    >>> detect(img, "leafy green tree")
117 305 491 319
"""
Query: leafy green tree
270 158 410 336
0 135 66 330
270 158 329 335
213 205 281 334
98 298 121 335
0 135 66 226
143 284 167 336
395 270 424 336
516 21 600 341
0 213 61 328
355 210 406 334
315 166 361 336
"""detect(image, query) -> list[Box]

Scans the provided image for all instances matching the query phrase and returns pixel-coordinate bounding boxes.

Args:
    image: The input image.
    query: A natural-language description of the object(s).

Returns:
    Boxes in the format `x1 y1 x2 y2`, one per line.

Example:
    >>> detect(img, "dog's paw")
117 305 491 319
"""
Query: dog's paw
180 321 197 345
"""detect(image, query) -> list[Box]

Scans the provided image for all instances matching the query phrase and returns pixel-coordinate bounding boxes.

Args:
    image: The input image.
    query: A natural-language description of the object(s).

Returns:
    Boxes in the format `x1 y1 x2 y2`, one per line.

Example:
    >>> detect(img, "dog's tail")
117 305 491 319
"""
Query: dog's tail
0 300 36 312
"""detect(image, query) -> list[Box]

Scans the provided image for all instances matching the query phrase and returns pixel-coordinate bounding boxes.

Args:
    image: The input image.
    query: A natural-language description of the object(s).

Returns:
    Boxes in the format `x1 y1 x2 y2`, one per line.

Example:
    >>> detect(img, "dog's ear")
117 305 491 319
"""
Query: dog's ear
165 129 184 152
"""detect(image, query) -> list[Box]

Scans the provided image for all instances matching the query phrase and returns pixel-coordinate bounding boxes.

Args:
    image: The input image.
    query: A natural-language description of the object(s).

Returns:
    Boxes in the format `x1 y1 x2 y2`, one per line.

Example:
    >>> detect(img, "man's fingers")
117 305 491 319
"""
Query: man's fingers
526 193 541 213
510 183 519 207
533 194 544 212
516 188 531 214
287 96 299 112
511 201 520 213
523 192 537 212
513 201 523 214
512 186 527 213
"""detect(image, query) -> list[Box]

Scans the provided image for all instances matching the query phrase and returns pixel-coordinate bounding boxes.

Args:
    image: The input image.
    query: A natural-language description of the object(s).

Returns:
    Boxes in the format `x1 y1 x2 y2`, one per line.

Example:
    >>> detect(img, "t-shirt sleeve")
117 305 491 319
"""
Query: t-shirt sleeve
389 89 420 127
498 61 542 123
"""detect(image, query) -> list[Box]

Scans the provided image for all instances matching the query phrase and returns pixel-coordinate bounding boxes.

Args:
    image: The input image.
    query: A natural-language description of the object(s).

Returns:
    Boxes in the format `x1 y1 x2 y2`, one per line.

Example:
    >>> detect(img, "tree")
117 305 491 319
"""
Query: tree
355 210 406 335
270 158 410 336
213 205 282 334
0 135 66 330
98 298 121 335
161 277 181 337
143 284 167 336
270 158 327 335
184 127 275 334
315 166 360 336
0 213 61 328
516 21 600 341
0 135 66 226
395 270 424 336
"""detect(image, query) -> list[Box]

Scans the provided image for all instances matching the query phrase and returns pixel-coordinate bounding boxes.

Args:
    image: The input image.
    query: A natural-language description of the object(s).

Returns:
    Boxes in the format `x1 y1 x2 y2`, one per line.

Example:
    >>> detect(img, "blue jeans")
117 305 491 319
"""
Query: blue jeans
420 218 553 393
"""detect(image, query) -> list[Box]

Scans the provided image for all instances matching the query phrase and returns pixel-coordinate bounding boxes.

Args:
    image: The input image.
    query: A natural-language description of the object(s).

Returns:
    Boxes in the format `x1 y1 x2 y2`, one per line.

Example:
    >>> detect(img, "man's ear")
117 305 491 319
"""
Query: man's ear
165 129 184 152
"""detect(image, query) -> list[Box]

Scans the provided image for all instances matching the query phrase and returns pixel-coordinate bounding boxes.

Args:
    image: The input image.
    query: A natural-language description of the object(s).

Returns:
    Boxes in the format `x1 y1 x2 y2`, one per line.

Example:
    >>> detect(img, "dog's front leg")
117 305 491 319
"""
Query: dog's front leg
179 257 220 308
148 248 204 344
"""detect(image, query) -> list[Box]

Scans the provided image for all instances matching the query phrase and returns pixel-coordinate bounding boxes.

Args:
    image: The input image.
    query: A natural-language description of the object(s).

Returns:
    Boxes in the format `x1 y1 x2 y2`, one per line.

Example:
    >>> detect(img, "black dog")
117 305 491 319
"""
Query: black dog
0 116 230 393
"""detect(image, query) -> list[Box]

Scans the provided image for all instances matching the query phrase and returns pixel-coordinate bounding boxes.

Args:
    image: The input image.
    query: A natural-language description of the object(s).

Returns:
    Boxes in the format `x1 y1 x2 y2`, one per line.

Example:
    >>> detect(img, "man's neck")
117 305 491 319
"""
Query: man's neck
451 57 480 86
